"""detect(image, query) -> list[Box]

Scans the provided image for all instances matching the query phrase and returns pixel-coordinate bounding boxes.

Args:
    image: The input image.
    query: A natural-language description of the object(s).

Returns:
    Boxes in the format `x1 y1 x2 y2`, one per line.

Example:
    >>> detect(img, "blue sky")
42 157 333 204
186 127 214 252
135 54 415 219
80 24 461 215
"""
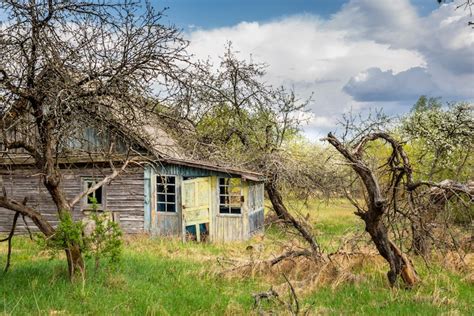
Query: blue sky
170 0 473 137
160 0 441 30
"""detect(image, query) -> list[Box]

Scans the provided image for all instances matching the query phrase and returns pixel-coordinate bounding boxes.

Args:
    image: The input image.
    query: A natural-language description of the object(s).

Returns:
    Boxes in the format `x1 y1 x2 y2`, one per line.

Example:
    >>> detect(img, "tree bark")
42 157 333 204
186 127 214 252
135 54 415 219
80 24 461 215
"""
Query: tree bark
359 211 405 286
265 179 321 255
66 244 85 280
324 132 418 287
0 196 54 237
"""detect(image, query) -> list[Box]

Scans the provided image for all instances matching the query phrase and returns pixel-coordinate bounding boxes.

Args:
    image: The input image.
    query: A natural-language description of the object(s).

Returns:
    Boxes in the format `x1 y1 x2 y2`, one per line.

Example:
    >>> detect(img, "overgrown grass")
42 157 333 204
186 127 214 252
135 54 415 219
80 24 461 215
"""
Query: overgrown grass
0 238 263 315
302 262 473 315
1 199 473 315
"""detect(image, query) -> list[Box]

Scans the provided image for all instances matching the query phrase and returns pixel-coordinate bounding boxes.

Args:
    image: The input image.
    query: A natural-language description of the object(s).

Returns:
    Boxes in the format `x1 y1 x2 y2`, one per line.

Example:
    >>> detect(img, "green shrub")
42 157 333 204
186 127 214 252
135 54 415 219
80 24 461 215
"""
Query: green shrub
38 198 123 271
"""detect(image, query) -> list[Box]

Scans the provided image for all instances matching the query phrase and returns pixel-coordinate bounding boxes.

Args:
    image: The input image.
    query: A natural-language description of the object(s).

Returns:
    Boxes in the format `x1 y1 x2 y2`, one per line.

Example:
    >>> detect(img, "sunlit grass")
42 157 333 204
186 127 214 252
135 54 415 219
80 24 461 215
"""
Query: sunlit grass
1 198 472 315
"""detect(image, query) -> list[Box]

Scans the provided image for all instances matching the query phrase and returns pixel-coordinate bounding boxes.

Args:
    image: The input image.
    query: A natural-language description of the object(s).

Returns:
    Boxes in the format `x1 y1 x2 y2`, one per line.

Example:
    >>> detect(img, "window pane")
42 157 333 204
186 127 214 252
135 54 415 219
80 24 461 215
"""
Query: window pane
219 185 228 195
229 195 240 205
156 176 176 212
219 196 229 205
229 186 240 195
230 207 241 214
157 184 165 193
219 206 230 214
87 193 94 204
157 203 166 212
167 185 175 194
218 178 242 215
167 194 176 203
86 181 103 205
95 186 103 204
229 178 241 187
166 204 176 212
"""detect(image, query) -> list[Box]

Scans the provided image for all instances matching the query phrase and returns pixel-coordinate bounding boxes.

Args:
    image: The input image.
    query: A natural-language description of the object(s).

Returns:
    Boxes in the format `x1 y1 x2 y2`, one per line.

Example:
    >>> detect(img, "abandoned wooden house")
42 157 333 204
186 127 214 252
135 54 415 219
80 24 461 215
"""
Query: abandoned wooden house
0 117 265 242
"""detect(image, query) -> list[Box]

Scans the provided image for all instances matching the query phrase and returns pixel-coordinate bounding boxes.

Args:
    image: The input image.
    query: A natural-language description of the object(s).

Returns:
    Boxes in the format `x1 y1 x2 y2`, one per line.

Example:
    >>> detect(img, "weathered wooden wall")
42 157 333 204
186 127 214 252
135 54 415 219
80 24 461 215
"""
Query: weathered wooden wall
248 182 265 236
145 164 267 242
145 164 255 241
0 167 144 234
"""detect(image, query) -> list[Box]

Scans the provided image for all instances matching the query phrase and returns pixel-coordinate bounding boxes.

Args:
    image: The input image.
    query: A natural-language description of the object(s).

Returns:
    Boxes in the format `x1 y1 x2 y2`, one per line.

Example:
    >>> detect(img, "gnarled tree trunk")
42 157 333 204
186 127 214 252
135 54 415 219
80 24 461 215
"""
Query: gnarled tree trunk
265 177 321 255
324 132 418 287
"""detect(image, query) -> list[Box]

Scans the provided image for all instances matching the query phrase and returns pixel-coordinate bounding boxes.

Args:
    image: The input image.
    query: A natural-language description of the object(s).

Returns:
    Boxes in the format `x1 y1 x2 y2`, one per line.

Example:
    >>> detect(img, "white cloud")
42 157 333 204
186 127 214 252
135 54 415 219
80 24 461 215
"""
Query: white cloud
185 0 474 136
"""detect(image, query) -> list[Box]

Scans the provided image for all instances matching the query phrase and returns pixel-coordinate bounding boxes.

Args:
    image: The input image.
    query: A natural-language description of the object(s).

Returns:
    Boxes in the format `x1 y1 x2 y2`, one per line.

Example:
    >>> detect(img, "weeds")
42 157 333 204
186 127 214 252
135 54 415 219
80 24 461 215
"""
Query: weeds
0 199 472 315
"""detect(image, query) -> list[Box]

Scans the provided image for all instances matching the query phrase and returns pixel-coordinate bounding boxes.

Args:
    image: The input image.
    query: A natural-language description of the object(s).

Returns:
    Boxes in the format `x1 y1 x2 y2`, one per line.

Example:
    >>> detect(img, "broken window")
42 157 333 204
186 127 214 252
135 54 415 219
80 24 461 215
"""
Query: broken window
185 223 209 242
83 179 104 210
157 175 176 212
219 177 242 214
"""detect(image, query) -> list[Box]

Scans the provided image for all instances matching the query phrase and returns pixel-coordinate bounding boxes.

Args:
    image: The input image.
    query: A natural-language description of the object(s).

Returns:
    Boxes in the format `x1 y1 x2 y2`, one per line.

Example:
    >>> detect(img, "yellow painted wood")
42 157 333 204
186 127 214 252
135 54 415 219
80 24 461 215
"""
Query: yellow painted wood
181 177 212 239
209 176 218 242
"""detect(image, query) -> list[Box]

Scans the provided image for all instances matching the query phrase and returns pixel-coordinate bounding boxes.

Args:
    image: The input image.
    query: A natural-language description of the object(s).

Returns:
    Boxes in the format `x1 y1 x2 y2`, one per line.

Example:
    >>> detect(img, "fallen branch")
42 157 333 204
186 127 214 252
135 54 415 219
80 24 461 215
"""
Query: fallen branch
270 249 313 266
252 287 280 309
69 158 133 207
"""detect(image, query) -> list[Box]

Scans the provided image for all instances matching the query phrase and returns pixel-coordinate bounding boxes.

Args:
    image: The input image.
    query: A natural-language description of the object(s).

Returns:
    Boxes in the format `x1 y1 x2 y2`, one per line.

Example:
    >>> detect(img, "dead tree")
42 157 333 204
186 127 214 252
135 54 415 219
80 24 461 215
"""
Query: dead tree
170 46 322 255
438 0 474 26
266 175 320 254
0 0 187 279
324 132 419 286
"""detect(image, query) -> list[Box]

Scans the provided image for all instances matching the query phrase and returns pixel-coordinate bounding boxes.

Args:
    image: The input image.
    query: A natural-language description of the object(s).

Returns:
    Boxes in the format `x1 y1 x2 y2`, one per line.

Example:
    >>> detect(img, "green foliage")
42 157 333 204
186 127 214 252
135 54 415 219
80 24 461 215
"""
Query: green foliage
85 210 123 269
38 211 85 257
196 102 299 164
38 198 123 270
411 95 442 112
0 239 261 315
2 218 472 315
400 97 473 181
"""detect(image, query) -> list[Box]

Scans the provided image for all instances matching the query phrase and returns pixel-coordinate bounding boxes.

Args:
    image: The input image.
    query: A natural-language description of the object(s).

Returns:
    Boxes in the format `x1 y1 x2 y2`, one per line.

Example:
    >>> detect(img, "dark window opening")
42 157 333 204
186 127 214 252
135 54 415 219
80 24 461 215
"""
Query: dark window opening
218 178 242 214
86 181 103 205
157 175 177 213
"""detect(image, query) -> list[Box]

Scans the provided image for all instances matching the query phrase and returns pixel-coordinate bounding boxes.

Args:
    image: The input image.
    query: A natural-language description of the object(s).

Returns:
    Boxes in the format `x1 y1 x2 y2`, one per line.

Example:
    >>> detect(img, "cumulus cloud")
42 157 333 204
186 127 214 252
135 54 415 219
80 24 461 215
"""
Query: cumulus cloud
343 67 439 102
185 0 474 135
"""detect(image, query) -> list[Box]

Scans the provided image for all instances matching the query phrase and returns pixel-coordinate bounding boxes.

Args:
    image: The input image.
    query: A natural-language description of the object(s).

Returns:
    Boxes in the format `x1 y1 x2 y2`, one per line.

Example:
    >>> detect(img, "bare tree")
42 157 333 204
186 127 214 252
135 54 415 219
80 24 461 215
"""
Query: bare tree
323 109 473 286
0 0 187 279
169 44 323 255
324 131 419 287
438 0 474 26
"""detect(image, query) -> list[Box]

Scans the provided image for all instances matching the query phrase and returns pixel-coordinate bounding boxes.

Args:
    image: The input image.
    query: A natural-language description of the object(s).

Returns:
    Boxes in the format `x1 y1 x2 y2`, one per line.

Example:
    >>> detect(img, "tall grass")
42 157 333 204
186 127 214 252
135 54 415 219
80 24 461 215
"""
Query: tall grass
1 199 472 315
0 238 262 315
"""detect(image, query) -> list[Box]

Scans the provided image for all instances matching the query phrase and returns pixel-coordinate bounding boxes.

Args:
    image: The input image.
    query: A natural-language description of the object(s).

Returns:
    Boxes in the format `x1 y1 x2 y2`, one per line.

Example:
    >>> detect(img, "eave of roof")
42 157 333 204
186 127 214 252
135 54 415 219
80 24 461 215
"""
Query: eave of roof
158 157 264 182
0 154 265 182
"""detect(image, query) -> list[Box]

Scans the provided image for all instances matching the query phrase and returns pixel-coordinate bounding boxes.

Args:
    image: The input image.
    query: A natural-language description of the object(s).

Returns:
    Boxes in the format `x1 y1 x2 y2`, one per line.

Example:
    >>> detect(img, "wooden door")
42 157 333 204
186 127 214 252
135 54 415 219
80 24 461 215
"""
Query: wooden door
182 177 211 242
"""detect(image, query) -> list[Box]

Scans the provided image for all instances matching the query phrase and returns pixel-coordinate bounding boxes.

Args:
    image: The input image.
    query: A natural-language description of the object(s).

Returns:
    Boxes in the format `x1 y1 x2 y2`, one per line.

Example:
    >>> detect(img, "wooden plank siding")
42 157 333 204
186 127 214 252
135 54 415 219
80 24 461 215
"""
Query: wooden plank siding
145 164 265 242
0 167 145 234
248 182 265 236
210 176 248 242
1 162 265 241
